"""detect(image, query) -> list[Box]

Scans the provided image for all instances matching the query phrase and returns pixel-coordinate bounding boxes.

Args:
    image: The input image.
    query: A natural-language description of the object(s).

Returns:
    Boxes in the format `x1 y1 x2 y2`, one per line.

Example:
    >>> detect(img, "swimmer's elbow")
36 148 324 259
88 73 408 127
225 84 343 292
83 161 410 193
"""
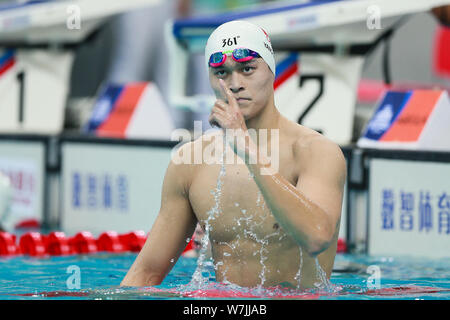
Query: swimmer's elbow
304 228 334 257
120 270 164 287
305 239 331 257
305 241 330 257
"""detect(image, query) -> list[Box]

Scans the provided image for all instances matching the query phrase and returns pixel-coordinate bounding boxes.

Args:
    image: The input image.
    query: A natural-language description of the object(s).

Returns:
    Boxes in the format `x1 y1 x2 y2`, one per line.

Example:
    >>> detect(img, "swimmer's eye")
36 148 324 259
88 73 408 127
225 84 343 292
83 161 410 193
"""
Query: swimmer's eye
214 69 227 77
242 66 255 73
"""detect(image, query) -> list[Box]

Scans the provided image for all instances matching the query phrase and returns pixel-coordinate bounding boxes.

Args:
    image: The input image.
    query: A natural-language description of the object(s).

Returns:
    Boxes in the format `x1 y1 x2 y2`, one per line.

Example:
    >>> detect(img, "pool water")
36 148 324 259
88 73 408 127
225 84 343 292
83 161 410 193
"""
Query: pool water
0 253 449 300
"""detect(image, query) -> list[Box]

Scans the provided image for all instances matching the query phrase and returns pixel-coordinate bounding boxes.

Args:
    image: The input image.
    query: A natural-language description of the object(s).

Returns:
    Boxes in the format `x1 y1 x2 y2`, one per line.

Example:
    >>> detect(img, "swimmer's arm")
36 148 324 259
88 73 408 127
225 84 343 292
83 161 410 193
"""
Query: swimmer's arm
120 158 197 287
246 138 347 256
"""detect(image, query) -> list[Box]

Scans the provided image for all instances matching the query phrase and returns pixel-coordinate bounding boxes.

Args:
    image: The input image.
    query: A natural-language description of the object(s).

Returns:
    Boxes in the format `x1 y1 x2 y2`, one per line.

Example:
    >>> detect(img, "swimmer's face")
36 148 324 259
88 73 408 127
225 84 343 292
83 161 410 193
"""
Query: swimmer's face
209 57 274 120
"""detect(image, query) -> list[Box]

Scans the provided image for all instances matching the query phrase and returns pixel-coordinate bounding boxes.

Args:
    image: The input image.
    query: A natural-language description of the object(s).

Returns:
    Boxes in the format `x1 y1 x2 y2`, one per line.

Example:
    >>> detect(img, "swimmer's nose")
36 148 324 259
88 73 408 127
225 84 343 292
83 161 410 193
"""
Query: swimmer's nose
228 72 244 94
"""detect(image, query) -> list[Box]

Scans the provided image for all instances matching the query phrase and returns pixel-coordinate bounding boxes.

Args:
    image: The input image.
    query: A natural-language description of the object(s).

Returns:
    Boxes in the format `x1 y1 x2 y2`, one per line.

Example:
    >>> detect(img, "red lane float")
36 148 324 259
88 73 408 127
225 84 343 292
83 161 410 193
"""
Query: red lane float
119 231 146 252
15 284 450 299
19 232 47 257
47 232 72 256
362 285 450 296
0 232 20 256
97 231 124 253
337 239 347 253
143 286 322 299
0 230 149 257
69 231 98 254
1 231 345 258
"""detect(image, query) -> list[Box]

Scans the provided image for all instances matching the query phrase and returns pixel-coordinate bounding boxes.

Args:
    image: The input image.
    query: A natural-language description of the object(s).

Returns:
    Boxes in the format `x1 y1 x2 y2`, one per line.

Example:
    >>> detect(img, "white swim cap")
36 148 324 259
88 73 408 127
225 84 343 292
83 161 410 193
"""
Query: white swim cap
205 20 276 75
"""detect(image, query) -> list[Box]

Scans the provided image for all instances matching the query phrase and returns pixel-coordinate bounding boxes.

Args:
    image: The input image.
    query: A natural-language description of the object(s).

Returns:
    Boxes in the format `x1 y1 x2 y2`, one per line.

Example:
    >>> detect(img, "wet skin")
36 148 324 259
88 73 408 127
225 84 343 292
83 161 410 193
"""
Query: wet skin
188 130 340 288
120 57 347 289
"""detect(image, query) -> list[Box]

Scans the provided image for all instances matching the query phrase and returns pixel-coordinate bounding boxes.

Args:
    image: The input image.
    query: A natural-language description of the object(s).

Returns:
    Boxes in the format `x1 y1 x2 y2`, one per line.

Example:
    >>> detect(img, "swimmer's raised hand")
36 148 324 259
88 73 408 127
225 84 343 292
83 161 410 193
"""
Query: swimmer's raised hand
209 79 259 162
208 79 247 131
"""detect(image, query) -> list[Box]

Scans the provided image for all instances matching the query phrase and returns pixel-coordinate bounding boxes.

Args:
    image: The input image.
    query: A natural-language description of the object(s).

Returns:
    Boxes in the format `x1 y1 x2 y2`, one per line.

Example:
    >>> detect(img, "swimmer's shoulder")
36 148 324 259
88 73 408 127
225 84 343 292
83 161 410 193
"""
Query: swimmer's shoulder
286 119 346 181
167 130 223 189
170 129 221 163
166 138 198 194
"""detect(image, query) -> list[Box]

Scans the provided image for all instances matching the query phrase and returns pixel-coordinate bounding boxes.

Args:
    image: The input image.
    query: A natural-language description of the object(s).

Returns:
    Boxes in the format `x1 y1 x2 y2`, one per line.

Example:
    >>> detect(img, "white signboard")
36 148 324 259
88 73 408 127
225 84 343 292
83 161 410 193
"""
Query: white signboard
275 54 363 145
0 140 45 229
0 49 73 134
61 142 173 236
368 158 450 258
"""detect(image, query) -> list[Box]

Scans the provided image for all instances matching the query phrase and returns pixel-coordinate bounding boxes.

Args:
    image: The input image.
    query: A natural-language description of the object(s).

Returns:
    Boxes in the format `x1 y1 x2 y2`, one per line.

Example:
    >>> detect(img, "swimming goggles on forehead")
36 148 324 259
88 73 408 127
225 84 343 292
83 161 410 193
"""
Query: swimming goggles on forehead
209 48 260 67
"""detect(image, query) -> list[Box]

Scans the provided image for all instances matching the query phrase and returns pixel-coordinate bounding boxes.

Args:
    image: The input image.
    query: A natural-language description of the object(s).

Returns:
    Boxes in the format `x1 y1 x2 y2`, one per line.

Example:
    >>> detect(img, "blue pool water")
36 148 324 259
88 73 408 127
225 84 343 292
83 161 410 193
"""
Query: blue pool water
0 253 449 300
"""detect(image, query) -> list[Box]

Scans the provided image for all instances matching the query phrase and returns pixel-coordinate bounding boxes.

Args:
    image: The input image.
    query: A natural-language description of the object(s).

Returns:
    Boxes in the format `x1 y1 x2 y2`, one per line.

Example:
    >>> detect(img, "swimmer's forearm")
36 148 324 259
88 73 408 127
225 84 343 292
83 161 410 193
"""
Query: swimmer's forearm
120 266 164 287
241 142 333 256
253 171 332 256
120 248 169 287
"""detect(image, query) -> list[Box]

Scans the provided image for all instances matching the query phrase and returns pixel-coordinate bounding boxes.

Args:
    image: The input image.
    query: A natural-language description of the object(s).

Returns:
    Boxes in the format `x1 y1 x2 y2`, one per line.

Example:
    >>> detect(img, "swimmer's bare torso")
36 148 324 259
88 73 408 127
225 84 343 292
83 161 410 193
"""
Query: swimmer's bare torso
121 22 346 290
187 121 340 289
120 114 345 290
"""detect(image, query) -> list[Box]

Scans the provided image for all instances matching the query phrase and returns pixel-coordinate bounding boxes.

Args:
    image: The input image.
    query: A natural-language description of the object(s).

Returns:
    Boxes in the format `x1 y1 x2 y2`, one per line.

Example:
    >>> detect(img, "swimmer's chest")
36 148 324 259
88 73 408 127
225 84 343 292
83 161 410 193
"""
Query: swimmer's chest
188 161 297 242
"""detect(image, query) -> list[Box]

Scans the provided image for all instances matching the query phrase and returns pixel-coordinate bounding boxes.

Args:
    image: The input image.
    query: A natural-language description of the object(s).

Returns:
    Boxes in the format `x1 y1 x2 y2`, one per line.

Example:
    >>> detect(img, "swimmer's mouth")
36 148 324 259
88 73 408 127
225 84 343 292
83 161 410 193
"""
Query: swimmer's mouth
236 97 251 102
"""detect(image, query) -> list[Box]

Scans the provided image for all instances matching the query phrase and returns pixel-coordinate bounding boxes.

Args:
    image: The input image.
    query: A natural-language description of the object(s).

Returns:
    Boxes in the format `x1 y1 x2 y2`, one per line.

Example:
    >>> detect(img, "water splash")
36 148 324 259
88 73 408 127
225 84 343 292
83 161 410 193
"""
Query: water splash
186 133 227 290
294 246 303 289
241 184 284 289
314 258 334 292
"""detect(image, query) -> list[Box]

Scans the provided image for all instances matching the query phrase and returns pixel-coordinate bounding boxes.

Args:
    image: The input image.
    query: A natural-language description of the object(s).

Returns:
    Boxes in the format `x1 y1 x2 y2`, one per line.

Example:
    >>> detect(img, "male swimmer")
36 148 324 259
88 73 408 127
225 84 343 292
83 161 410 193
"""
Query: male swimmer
121 20 347 289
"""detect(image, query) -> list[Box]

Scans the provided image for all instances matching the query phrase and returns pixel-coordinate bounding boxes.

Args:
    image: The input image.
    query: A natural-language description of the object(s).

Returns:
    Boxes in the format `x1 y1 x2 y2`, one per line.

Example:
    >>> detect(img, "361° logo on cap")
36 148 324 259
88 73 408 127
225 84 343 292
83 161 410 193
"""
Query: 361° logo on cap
222 36 240 47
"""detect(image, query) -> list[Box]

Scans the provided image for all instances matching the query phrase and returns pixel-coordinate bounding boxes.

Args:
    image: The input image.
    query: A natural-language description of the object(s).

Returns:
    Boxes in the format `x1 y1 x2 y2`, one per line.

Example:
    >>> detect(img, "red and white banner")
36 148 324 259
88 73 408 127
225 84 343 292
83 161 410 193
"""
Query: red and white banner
86 82 175 140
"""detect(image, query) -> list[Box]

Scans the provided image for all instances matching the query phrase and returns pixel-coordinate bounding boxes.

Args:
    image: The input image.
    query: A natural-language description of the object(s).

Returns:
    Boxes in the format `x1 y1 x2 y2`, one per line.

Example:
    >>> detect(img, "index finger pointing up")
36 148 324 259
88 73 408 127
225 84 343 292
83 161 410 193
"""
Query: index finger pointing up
219 79 238 108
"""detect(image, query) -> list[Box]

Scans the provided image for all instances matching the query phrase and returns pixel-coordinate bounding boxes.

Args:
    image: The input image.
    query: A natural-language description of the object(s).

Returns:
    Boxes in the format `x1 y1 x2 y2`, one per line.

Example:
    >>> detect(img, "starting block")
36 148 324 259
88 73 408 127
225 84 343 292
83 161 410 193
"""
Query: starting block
357 89 450 151
0 0 161 135
85 82 174 140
